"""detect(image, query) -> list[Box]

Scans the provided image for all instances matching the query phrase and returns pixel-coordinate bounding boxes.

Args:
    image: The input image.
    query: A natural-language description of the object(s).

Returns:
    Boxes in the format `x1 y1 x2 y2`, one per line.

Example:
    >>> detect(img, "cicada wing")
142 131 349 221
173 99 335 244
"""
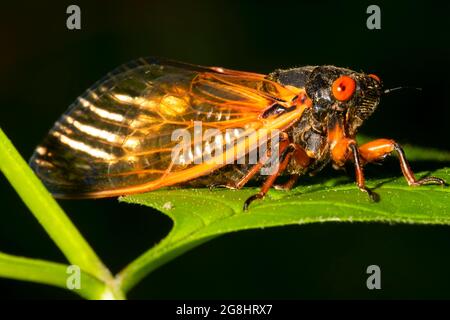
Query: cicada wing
30 57 302 198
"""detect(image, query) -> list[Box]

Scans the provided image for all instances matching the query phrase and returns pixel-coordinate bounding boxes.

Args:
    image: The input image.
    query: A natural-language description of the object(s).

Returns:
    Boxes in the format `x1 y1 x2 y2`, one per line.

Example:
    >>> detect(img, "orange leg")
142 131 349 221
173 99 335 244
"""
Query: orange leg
274 174 300 190
328 122 378 199
274 145 311 190
208 156 268 191
349 144 379 201
211 133 291 190
359 138 446 186
273 146 310 190
234 137 291 189
243 143 299 210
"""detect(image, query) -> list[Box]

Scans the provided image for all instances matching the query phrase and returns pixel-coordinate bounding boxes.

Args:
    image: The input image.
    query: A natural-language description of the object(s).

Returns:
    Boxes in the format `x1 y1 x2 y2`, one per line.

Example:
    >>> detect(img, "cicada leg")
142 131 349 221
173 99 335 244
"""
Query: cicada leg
208 160 269 191
328 124 378 200
358 139 446 186
274 174 300 191
349 144 379 201
243 143 310 210
273 143 310 191
210 133 291 191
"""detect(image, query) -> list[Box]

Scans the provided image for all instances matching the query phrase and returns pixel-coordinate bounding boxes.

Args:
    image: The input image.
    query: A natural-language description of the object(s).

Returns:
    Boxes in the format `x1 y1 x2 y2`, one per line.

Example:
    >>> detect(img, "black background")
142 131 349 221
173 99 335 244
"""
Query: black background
0 0 449 299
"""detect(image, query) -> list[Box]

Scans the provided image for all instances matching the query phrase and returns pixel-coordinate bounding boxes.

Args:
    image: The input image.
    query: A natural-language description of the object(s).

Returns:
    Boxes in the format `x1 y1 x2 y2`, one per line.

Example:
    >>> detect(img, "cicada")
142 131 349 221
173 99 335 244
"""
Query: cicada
30 57 445 210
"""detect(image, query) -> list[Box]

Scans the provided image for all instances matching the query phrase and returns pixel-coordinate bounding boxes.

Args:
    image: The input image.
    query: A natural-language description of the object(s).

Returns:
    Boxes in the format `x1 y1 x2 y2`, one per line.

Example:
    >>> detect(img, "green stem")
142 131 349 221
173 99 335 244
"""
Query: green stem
0 127 116 292
0 251 118 300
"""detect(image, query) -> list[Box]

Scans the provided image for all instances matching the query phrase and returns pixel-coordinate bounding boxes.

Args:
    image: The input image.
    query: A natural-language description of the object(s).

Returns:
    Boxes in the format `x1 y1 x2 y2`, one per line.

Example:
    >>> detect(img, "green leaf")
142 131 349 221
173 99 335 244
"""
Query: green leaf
2 123 449 298
117 141 450 293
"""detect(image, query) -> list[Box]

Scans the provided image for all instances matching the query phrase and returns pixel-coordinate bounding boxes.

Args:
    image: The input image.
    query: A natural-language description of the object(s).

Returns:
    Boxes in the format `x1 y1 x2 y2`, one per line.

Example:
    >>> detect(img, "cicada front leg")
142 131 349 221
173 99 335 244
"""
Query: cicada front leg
328 124 378 200
348 143 379 201
333 138 446 202
358 138 446 186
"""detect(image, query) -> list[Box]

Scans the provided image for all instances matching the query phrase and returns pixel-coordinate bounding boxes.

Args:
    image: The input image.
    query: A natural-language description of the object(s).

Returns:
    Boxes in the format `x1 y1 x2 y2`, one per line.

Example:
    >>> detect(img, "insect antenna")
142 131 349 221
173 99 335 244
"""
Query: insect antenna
384 86 422 94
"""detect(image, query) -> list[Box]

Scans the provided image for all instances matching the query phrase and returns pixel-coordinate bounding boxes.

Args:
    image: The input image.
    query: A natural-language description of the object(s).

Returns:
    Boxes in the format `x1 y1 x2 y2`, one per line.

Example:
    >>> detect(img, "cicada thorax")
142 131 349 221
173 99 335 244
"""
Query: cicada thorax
267 66 331 175
266 65 384 176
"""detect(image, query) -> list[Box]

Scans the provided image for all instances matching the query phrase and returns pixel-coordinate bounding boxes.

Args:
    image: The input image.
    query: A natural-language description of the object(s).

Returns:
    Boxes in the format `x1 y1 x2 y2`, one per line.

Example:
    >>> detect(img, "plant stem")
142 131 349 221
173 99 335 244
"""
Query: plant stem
117 233 214 293
0 251 117 300
0 127 116 291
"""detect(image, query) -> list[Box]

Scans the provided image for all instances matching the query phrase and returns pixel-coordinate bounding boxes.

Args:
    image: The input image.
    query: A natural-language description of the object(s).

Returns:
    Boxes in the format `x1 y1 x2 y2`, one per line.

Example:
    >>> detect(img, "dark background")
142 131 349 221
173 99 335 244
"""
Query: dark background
0 0 449 299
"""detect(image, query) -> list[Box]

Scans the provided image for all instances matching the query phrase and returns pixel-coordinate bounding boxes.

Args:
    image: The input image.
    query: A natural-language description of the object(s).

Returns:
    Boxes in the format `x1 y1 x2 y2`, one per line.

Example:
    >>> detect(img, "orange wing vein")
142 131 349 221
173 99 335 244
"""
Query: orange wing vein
30 57 306 198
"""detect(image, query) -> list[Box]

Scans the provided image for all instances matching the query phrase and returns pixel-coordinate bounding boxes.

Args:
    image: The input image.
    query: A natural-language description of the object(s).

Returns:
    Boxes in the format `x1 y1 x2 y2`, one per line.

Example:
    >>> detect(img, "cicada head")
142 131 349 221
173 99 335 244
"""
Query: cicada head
305 66 383 136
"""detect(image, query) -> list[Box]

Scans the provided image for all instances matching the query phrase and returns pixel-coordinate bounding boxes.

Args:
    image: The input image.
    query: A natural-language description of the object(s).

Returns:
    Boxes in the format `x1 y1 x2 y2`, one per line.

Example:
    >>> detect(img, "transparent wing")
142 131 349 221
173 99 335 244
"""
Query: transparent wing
30 57 303 198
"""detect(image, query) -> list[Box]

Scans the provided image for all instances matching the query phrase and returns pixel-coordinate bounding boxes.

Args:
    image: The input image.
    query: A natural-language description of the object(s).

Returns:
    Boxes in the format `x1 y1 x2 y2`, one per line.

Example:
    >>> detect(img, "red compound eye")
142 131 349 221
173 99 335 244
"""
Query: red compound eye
332 76 356 101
